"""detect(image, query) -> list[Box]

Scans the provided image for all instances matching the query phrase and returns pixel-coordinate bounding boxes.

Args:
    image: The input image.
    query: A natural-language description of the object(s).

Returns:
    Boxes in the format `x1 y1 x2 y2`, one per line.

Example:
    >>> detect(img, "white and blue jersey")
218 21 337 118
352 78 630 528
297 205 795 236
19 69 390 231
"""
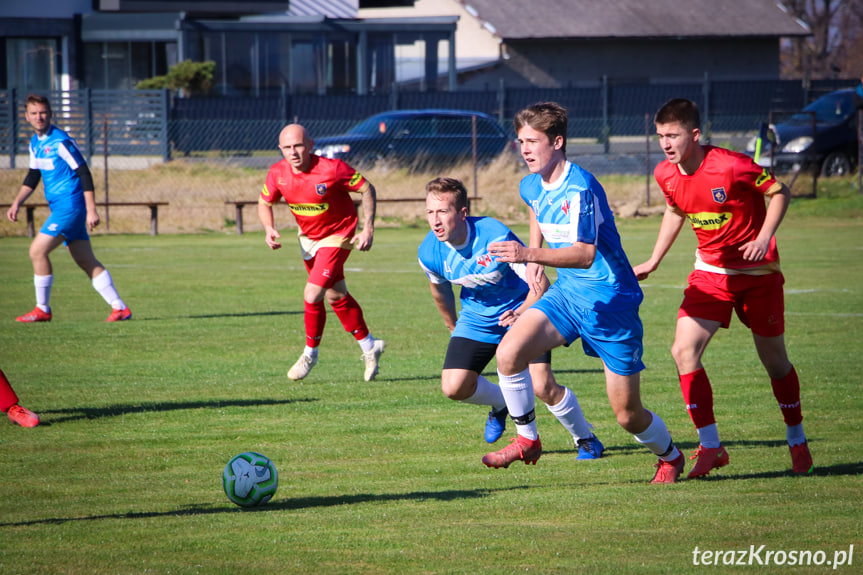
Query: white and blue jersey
418 217 529 344
30 125 89 240
520 161 642 311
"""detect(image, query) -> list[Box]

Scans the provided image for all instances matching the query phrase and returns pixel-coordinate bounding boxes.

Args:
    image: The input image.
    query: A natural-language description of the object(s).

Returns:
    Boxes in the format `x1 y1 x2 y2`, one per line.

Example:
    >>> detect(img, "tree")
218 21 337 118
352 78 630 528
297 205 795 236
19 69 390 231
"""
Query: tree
779 0 863 79
136 60 216 96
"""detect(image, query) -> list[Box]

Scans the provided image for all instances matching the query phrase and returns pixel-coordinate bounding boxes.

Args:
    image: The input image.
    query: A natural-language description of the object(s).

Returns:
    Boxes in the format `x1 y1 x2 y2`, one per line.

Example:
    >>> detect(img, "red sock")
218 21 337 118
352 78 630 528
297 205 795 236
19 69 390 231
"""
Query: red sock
680 368 715 429
304 300 326 348
770 365 803 426
0 369 20 413
330 293 370 341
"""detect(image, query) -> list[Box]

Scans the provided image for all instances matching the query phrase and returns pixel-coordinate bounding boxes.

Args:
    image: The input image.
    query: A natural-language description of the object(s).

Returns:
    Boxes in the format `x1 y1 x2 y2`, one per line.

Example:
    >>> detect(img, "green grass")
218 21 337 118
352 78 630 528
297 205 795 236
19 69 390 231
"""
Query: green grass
0 200 861 574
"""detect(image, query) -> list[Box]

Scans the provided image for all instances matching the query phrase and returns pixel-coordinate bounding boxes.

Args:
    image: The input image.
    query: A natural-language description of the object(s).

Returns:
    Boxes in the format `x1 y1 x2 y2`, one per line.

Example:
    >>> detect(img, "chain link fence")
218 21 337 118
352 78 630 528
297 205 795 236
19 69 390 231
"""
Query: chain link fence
1 78 859 236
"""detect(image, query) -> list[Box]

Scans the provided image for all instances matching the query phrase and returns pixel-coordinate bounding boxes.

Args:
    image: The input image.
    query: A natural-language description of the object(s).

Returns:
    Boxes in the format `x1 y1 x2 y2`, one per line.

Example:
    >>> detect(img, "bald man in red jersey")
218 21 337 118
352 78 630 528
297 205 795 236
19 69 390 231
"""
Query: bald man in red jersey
259 124 385 382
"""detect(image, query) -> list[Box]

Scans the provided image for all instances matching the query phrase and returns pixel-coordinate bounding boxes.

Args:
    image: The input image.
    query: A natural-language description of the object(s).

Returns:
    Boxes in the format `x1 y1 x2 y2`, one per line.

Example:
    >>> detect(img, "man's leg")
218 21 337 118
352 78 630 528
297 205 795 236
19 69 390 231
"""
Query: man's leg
483 309 562 468
605 368 683 483
17 233 63 322
531 362 602 459
68 239 130 321
753 333 812 473
672 315 729 478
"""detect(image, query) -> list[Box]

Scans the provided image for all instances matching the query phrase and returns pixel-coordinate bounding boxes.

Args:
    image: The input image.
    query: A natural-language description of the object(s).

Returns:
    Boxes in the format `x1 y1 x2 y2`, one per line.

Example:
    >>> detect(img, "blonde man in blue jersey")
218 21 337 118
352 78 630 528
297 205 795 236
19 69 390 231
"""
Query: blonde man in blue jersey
419 177 603 460
6 94 130 323
484 102 685 483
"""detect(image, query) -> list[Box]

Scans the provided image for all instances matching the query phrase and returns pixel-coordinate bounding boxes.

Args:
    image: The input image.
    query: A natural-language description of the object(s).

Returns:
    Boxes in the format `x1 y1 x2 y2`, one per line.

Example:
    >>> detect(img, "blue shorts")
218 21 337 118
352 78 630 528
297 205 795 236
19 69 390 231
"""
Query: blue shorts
40 208 89 243
532 283 645 376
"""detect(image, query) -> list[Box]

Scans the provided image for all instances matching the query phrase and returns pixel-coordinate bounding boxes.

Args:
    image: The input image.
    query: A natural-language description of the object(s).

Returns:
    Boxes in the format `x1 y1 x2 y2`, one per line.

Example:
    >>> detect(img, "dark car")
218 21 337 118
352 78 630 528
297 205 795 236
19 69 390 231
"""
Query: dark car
313 109 515 169
748 89 859 177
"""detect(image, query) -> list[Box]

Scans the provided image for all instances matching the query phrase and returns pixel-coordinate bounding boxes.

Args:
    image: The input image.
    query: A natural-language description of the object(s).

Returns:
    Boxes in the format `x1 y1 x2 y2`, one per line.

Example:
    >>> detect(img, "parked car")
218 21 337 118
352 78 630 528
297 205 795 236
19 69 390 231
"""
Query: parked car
313 109 515 169
747 89 859 177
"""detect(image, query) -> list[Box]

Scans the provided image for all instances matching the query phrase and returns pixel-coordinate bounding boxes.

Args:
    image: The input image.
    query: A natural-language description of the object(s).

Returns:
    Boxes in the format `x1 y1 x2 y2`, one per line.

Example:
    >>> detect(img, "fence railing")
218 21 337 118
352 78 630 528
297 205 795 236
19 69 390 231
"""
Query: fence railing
0 78 857 168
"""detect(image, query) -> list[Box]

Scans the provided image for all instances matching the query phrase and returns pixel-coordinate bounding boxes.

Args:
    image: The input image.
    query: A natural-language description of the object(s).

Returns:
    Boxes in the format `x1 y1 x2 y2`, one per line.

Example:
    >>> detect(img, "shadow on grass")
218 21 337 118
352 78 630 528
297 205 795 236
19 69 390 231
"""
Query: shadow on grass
37 397 317 425
137 310 302 321
0 486 528 527
594 438 790 457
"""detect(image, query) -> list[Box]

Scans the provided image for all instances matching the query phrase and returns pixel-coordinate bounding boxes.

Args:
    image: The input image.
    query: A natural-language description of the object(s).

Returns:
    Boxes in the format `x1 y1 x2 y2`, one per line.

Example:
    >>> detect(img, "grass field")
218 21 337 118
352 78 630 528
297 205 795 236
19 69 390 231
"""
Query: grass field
0 193 861 573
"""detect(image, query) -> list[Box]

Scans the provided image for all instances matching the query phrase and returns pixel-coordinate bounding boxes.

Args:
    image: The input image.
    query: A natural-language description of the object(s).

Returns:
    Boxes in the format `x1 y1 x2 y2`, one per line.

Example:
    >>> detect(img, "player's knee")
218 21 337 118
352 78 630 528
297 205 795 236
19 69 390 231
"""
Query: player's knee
441 377 471 401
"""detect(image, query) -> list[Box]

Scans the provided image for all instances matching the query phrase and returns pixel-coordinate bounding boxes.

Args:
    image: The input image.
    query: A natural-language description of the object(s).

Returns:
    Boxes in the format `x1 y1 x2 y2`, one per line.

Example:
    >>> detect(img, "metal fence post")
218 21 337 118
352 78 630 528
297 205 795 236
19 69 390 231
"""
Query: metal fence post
702 72 711 143
84 88 93 164
601 75 609 154
161 88 171 162
497 78 505 124
9 88 16 169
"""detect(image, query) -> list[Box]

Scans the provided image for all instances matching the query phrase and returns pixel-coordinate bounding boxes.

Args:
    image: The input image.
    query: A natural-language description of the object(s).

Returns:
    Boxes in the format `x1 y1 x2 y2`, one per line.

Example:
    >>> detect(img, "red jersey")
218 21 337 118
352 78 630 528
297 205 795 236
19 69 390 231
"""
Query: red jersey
654 145 784 271
261 155 369 241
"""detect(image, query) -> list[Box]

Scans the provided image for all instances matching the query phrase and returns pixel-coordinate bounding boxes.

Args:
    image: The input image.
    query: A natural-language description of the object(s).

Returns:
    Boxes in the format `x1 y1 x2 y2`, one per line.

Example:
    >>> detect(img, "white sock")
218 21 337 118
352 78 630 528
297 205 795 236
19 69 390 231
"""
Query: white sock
459 375 506 410
358 334 376 353
304 346 319 359
634 410 680 461
545 386 593 441
34 274 53 312
498 368 537 440
787 423 806 447
696 423 721 449
92 270 125 310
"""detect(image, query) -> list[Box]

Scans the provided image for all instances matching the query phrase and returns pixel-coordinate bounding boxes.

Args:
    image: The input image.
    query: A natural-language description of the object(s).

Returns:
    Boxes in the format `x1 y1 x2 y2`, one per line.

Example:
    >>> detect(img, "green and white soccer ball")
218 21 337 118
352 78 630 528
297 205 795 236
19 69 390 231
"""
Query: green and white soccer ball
222 452 278 507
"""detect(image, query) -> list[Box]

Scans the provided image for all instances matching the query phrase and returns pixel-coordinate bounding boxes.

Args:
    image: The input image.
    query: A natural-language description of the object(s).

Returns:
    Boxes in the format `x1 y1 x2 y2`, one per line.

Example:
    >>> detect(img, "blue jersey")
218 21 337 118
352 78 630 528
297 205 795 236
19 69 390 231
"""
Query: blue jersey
418 216 529 344
29 125 87 214
520 162 642 311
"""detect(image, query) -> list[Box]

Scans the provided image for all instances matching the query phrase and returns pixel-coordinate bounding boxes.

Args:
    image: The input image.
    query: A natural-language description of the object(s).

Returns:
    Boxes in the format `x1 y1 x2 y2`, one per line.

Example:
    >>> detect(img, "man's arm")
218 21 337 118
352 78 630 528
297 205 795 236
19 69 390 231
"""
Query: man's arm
6 169 40 223
499 269 550 327
257 200 282 250
76 164 100 230
489 238 596 269
739 183 790 262
351 183 376 251
632 205 687 280
428 281 457 332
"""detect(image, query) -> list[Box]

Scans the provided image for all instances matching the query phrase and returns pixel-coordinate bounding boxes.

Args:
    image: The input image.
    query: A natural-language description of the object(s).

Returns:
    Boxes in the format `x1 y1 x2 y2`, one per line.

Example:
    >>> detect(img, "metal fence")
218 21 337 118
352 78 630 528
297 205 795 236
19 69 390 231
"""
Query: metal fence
0 78 858 236
1 78 857 167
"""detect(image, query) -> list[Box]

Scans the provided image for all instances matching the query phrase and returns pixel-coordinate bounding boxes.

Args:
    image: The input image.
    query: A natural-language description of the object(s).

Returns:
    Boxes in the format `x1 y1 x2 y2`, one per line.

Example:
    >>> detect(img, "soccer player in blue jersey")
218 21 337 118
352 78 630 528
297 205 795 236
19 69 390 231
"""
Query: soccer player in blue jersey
419 177 604 460
483 102 685 483
6 94 131 323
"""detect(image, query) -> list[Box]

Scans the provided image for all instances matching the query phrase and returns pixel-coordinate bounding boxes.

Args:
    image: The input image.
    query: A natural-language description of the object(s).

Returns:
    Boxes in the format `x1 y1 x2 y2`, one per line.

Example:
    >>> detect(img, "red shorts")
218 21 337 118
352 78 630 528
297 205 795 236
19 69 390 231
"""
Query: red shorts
678 269 785 337
304 247 350 289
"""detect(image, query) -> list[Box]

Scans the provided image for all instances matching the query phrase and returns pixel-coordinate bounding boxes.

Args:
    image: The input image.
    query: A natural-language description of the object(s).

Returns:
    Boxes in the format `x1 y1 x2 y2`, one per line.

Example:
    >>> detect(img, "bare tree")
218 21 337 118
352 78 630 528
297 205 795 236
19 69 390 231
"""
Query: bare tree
780 0 863 78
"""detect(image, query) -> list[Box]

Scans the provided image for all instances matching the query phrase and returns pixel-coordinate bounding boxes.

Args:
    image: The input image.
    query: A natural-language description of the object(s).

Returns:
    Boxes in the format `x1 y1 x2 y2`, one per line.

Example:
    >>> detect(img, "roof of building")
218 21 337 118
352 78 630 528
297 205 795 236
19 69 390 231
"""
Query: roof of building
458 0 810 40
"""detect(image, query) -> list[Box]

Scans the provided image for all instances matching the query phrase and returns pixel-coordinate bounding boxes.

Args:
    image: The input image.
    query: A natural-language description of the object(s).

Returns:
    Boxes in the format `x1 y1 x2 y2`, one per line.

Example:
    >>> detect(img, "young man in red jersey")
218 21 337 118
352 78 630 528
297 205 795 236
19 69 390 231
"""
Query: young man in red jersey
258 124 384 382
633 98 813 478
0 369 39 428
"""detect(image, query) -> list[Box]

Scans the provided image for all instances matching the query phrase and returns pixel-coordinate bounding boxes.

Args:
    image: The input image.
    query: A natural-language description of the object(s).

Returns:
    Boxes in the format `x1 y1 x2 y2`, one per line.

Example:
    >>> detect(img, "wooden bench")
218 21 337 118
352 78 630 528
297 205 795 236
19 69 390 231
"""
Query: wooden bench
0 202 169 237
225 197 482 235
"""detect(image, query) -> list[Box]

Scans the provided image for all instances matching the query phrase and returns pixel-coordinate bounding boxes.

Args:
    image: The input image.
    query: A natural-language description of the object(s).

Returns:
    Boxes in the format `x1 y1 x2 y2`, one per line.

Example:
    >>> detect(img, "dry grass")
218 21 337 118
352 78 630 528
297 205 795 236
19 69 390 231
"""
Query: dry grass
0 154 665 237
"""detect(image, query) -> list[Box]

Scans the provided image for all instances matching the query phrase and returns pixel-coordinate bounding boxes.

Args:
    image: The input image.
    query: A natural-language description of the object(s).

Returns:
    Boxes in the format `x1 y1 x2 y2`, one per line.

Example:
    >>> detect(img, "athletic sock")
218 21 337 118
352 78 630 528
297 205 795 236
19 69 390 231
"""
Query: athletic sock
358 334 376 354
92 270 126 309
459 375 506 410
303 346 319 359
498 368 538 440
330 293 370 341
545 386 593 441
34 274 53 312
680 368 716 429
634 410 681 461
0 369 20 413
770 365 803 427
304 300 326 348
786 423 807 447
696 423 721 449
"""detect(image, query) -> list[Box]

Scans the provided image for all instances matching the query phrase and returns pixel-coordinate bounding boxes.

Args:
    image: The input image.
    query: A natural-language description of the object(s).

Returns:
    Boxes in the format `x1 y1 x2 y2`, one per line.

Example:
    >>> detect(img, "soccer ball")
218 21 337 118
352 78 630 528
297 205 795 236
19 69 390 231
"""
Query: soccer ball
222 452 278 507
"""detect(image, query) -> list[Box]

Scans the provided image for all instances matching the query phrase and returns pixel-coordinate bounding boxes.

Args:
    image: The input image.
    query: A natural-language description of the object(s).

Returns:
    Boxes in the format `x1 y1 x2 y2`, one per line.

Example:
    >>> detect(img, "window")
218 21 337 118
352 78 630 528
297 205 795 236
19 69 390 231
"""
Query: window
6 38 59 92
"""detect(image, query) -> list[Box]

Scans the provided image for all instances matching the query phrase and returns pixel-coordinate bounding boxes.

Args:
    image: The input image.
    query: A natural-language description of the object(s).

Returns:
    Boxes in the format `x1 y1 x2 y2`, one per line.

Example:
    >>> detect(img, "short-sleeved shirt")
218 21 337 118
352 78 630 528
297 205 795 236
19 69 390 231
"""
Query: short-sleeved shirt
261 155 369 242
29 125 87 215
418 216 530 344
654 145 784 272
519 161 642 312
